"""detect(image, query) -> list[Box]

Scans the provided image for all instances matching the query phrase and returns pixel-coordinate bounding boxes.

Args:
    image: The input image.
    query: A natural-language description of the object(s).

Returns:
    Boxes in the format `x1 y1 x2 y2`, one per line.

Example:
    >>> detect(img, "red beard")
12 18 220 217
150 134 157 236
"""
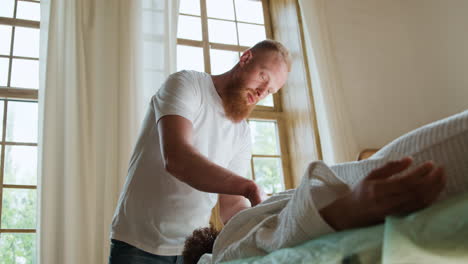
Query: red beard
221 79 256 123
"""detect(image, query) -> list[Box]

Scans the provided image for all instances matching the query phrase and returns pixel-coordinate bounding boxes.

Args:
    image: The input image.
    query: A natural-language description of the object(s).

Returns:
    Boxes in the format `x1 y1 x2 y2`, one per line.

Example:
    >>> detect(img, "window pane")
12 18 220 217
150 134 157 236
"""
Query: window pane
13 27 39 58
0 0 15 18
4 146 38 185
177 15 202 41
6 101 38 143
253 157 284 193
143 70 165 97
246 164 253 180
0 233 36 264
142 10 164 36
257 94 274 107
0 58 9 86
142 0 165 10
234 0 265 24
207 0 235 20
180 0 200 16
177 45 204 72
249 120 280 155
143 41 164 70
208 19 237 45
16 1 40 21
238 23 266 47
10 59 39 89
210 49 238 75
0 25 12 55
1 188 37 229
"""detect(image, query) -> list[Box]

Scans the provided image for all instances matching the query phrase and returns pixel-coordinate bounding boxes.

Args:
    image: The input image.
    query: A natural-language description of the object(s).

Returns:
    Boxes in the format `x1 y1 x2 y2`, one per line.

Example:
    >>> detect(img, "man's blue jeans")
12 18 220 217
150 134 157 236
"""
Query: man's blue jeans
108 239 184 264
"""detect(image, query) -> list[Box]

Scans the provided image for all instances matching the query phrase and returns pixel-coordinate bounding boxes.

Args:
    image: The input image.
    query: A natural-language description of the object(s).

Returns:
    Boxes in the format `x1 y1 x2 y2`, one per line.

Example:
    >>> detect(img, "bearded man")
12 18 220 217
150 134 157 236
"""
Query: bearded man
108 40 292 264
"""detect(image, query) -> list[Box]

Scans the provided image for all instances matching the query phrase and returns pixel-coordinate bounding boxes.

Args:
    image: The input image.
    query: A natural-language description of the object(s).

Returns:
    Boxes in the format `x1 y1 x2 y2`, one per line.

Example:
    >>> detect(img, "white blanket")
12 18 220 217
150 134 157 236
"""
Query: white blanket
205 110 468 263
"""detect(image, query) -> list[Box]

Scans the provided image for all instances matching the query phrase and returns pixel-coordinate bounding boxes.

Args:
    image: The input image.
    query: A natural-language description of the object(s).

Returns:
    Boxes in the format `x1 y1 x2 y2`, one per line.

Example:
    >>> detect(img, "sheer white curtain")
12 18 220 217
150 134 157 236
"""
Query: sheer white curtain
298 0 359 164
38 0 179 263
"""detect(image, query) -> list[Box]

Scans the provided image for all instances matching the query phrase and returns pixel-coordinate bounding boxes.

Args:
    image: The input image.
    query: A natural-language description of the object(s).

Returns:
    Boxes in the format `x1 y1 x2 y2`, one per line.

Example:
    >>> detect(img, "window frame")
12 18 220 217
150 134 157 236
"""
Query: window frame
177 0 293 191
0 0 39 238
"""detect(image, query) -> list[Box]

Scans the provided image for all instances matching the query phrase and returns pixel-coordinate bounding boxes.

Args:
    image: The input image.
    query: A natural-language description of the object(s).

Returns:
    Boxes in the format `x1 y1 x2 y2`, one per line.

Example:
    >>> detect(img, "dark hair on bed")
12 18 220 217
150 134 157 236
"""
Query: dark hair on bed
183 227 220 264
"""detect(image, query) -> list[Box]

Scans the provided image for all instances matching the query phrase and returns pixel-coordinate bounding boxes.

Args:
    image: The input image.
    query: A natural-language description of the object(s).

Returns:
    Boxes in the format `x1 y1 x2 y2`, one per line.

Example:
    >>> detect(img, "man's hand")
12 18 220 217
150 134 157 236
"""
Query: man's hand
242 180 266 207
320 157 447 230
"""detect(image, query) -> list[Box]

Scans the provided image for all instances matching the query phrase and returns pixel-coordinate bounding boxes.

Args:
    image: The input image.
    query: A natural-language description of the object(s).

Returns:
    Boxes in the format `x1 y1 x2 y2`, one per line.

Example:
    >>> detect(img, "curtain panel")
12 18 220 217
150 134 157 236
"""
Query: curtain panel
38 0 179 263
298 0 359 164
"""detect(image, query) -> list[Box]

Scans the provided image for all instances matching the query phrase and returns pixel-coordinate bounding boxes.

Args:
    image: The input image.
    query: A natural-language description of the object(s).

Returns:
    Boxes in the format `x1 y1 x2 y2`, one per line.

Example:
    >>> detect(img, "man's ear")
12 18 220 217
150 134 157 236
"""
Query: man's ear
239 49 253 67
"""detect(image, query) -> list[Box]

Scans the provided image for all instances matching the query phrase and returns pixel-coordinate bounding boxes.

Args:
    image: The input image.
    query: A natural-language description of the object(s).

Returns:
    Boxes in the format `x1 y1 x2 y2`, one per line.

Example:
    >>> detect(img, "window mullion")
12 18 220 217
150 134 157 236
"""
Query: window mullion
232 0 240 47
0 17 40 29
178 12 199 18
209 43 248 53
19 0 40 4
0 101 8 230
0 229 36 233
261 0 274 39
177 38 204 48
252 154 281 158
199 0 211 74
0 54 39 61
0 88 38 100
249 110 283 120
6 2 18 89
3 184 37 189
250 158 256 181
3 141 38 146
276 118 293 189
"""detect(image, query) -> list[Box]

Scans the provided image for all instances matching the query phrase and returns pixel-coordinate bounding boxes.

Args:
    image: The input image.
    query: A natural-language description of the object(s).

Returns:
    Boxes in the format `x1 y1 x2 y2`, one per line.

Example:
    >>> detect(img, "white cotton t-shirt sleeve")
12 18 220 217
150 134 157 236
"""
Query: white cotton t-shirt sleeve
152 70 201 123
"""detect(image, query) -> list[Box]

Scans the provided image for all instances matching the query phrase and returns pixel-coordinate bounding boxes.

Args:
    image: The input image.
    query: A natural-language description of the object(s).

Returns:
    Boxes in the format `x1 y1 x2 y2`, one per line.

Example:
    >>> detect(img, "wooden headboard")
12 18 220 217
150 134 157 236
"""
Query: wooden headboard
357 149 379 161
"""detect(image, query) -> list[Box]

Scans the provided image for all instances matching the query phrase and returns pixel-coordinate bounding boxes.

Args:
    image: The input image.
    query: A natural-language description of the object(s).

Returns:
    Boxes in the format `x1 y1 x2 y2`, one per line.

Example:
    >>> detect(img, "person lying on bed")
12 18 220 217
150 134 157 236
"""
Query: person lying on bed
183 110 468 264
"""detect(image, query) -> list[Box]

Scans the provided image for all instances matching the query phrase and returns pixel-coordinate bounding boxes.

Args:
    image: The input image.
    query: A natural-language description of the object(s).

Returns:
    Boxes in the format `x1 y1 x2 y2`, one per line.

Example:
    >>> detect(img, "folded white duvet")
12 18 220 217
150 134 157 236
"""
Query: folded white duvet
206 110 468 264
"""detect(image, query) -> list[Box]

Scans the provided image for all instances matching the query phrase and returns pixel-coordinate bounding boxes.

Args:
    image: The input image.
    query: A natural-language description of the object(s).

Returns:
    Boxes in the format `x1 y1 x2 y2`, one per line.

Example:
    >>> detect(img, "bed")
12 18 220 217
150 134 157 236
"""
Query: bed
213 144 468 263
207 110 468 264
222 191 468 264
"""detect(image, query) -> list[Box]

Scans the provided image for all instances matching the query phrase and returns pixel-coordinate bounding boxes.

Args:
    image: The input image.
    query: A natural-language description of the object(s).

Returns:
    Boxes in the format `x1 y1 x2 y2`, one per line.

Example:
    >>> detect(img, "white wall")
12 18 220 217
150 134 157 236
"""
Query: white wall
321 0 468 150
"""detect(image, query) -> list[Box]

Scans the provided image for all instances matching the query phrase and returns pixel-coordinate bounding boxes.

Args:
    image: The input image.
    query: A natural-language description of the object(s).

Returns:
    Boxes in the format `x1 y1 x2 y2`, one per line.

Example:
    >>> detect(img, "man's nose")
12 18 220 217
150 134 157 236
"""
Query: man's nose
256 86 268 98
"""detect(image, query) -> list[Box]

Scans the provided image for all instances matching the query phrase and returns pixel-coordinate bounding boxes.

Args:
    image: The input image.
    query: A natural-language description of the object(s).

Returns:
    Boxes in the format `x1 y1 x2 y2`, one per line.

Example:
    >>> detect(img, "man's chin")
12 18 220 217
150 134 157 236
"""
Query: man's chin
223 106 254 123
225 112 249 123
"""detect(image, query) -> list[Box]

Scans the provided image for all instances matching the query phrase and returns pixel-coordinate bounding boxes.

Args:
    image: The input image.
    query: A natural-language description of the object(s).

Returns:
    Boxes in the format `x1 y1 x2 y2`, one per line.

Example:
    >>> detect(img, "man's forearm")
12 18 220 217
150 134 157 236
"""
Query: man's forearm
222 203 250 224
164 146 253 196
318 193 379 231
219 194 251 224
319 196 355 231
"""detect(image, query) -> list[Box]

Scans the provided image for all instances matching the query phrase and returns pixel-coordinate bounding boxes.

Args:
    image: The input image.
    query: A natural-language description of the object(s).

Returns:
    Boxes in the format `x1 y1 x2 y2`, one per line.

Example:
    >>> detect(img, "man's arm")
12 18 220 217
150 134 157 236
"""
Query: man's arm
320 157 446 230
158 115 263 206
218 194 251 224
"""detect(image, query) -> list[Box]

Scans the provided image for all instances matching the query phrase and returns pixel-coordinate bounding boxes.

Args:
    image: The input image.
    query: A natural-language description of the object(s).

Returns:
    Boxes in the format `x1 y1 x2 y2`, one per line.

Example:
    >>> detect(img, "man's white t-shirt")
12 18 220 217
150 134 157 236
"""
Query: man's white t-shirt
110 70 251 256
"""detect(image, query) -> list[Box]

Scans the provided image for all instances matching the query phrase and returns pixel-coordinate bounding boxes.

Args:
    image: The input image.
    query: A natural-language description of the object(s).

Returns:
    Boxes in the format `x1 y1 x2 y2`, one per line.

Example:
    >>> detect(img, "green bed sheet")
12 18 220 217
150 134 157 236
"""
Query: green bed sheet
224 192 468 264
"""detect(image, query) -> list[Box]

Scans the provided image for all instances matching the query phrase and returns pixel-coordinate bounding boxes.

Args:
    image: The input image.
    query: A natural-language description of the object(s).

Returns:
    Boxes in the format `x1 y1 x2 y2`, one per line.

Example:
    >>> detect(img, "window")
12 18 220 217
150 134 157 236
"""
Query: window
0 0 40 263
177 0 292 193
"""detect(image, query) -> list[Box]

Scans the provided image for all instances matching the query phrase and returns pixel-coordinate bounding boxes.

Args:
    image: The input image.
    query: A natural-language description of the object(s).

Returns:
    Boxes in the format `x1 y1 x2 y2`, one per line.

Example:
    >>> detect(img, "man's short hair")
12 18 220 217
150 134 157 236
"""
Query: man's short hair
250 39 292 72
